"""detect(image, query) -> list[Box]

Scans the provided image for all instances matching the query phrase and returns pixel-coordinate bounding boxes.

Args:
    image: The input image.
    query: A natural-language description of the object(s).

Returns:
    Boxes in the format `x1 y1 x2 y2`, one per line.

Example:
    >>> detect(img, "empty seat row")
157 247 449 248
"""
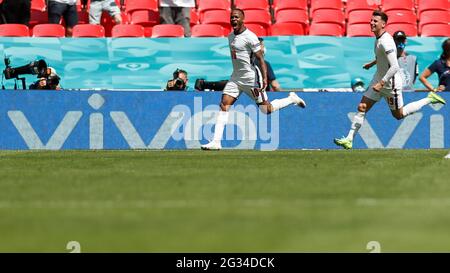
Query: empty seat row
0 23 192 38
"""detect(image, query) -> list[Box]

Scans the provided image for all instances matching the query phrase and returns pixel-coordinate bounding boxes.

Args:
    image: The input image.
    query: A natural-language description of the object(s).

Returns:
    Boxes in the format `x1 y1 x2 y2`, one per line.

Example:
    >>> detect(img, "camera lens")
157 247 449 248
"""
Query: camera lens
175 78 183 86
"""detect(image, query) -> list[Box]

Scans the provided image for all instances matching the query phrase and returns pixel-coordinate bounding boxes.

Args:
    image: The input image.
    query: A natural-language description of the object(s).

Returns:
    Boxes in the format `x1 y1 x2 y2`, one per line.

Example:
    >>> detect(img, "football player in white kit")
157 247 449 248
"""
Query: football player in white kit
334 10 446 149
201 8 306 150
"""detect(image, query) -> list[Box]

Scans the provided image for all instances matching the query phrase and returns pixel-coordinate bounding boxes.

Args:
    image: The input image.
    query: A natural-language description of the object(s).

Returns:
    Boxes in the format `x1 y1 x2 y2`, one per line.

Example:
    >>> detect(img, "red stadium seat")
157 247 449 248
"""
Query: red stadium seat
346 0 379 17
72 24 105 37
244 10 272 29
273 0 308 15
31 0 46 12
310 0 343 17
129 10 159 27
386 23 418 36
386 10 417 25
197 0 230 17
101 11 129 37
29 10 48 28
419 10 450 33
246 23 268 36
191 24 225 37
381 0 415 12
144 27 152 37
201 10 231 31
312 9 345 29
420 23 450 37
346 23 374 37
0 24 30 37
32 24 65 37
234 0 269 11
418 0 450 16
275 9 309 30
77 9 90 24
151 24 185 37
125 0 158 13
190 9 199 27
309 23 343 37
270 22 304 36
347 10 373 25
111 24 145 37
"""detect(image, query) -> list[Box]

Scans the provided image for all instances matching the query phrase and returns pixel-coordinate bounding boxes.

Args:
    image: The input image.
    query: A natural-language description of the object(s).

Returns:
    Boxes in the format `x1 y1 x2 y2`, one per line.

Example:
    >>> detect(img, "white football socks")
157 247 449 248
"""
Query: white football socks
347 111 365 141
402 98 431 117
271 96 294 112
212 111 229 142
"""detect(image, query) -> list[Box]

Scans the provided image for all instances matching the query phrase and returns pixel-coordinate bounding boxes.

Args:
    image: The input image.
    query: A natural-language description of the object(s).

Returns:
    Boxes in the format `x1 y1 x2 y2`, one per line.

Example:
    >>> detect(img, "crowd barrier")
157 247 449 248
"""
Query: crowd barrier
0 36 446 90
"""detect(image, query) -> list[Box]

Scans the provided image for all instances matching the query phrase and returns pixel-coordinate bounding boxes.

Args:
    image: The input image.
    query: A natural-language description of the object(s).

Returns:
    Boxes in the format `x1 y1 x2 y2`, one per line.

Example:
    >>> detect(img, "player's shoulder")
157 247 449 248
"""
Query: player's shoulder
380 32 394 42
242 28 259 41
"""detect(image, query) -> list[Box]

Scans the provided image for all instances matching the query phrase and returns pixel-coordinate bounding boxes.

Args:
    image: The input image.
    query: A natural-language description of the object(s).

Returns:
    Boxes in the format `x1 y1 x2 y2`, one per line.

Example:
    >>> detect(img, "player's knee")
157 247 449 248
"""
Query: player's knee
259 105 272 115
219 103 230 111
258 104 272 115
357 103 367 112
392 112 403 120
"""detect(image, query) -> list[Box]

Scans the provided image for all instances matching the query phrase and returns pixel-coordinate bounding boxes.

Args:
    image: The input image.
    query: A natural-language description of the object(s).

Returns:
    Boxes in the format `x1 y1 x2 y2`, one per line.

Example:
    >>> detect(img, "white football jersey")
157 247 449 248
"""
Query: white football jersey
374 32 403 89
228 28 262 86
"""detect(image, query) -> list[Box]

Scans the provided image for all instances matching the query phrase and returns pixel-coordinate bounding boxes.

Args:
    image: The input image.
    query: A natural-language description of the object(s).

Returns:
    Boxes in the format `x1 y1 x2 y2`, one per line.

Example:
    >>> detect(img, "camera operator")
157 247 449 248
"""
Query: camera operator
165 68 192 91
29 67 61 90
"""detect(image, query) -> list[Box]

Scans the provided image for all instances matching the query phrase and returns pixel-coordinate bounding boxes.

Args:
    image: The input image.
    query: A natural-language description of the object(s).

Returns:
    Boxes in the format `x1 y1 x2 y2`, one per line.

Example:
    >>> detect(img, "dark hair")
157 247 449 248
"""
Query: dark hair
231 8 245 17
441 38 450 60
372 10 388 23
173 68 187 79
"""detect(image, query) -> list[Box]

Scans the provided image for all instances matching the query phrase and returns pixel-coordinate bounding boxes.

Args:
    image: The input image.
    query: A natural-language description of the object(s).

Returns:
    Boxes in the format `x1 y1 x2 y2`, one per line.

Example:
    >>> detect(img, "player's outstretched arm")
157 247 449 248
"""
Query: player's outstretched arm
363 60 377 70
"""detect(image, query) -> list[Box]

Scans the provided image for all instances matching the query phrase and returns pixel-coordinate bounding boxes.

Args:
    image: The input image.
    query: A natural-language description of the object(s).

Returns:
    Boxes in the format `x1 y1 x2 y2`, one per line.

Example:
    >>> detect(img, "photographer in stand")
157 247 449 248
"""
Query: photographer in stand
29 67 61 90
165 68 193 91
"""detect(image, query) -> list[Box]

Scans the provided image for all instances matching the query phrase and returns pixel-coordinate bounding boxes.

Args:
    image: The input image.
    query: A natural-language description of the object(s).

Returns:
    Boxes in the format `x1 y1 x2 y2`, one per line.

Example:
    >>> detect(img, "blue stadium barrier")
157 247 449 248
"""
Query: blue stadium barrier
0 90 448 150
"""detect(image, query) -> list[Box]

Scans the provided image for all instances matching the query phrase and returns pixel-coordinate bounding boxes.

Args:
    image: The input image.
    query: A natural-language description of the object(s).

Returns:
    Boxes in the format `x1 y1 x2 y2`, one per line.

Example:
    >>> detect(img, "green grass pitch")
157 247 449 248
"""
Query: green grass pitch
1 149 450 252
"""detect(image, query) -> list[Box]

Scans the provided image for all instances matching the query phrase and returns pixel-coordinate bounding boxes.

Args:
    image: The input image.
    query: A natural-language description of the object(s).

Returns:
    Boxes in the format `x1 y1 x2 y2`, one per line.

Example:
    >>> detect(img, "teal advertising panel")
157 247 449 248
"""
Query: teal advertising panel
0 37 446 90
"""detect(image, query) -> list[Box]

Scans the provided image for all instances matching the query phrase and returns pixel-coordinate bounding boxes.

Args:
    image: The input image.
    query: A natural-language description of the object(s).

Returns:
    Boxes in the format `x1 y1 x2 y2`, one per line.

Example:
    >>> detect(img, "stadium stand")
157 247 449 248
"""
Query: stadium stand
72 24 105 37
417 0 450 17
200 10 231 31
0 24 30 37
420 23 450 37
243 10 272 29
386 23 418 37
419 10 450 33
151 24 185 37
386 10 417 26
309 23 344 37
345 0 378 17
274 9 309 32
1 0 444 38
29 10 48 28
31 0 46 12
246 23 268 36
197 0 230 18
129 9 159 27
381 0 415 12
32 24 66 37
191 24 226 37
234 0 270 11
347 23 374 37
310 0 344 17
347 10 374 25
111 24 145 37
272 0 308 16
312 9 346 29
190 9 199 27
270 22 304 36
